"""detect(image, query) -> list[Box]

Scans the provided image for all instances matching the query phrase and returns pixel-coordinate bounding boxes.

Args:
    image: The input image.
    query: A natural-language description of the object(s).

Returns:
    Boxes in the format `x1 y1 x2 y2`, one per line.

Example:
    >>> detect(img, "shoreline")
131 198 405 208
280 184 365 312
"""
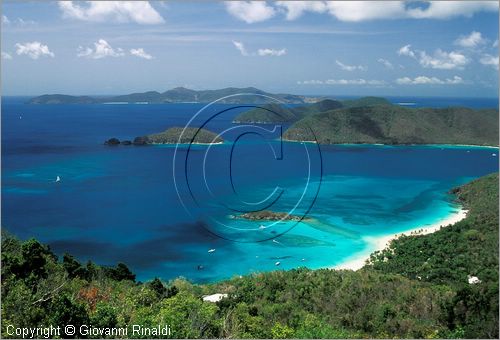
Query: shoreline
333 208 469 271
281 140 498 149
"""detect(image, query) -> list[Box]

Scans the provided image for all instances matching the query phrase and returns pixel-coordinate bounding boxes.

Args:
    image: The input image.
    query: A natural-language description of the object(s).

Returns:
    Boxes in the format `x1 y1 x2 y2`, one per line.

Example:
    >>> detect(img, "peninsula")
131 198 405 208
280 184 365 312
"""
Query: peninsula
105 127 223 146
233 97 498 146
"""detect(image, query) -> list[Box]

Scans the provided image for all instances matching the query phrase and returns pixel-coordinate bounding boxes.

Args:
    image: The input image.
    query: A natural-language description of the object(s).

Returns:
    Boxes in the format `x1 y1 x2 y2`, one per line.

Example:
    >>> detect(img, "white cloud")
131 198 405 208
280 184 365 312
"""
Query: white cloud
298 78 385 85
479 54 499 70
324 1 407 22
493 40 498 48
275 1 327 20
398 44 416 58
335 60 366 71
130 48 153 60
232 40 249 56
58 1 165 25
455 31 486 48
418 49 468 70
225 1 275 24
2 15 10 24
257 48 286 56
233 41 285 57
398 45 468 70
396 75 465 85
77 39 124 59
406 1 498 20
15 42 54 59
1 51 13 60
236 1 498 23
378 58 394 69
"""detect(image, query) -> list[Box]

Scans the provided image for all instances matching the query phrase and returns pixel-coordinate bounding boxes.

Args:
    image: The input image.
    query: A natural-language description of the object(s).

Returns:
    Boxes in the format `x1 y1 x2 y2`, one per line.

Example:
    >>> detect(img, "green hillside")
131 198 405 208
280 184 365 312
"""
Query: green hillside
284 105 499 146
2 174 498 338
233 99 343 123
341 96 392 108
144 127 223 144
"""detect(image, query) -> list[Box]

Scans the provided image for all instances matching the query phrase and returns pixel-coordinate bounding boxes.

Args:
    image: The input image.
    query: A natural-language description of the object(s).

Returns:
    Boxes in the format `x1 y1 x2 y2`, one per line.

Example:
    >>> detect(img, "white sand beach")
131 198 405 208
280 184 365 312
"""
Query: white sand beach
334 208 468 271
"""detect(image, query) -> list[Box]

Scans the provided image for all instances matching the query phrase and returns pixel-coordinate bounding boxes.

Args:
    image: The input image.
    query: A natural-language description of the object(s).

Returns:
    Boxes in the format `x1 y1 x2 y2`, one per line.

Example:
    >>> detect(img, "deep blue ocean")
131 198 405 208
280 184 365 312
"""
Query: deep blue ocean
1 96 498 283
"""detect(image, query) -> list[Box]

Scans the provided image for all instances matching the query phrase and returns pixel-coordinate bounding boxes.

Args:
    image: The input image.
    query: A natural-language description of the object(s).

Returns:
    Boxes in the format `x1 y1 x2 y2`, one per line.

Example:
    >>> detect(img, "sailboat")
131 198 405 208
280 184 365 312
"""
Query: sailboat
55 176 61 182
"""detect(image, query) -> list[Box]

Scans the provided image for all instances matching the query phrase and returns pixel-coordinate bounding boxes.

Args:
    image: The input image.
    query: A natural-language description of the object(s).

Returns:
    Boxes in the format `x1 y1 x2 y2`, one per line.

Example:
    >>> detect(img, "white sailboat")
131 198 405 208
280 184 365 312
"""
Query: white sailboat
55 176 61 182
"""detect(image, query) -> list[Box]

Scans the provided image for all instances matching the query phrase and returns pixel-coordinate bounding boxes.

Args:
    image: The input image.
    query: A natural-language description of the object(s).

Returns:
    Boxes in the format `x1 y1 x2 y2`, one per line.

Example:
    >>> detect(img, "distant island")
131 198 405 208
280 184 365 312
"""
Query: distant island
233 97 499 146
105 127 223 146
27 87 323 105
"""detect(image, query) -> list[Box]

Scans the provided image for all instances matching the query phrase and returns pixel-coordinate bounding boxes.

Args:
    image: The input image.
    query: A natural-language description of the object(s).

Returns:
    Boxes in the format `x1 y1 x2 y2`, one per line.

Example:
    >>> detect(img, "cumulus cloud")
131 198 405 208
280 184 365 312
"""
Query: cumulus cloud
257 48 286 56
275 1 327 20
250 1 498 23
77 39 124 59
232 40 249 56
398 44 416 58
2 15 10 24
396 75 465 85
225 1 275 23
479 54 499 70
58 1 165 24
1 51 13 60
419 50 468 69
455 31 486 48
15 42 54 59
378 58 394 69
130 48 153 59
335 60 366 71
493 40 498 48
398 45 468 70
406 1 498 20
298 78 385 85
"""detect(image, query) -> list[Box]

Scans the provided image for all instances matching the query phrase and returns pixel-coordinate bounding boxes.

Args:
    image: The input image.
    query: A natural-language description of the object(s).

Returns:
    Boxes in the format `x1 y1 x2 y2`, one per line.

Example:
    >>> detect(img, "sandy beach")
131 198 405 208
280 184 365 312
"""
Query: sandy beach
334 208 468 271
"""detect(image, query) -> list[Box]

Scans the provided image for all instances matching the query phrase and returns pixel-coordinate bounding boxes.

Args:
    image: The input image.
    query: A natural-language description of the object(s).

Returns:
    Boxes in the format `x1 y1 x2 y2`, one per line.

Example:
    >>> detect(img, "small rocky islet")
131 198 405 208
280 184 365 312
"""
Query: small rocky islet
231 210 310 222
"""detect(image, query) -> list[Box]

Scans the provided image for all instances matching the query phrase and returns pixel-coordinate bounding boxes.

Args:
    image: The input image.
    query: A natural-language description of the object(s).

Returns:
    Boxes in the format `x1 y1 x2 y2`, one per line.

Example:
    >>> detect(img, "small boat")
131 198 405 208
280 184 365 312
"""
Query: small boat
275 261 280 266
55 176 61 182
197 265 204 270
208 249 216 253
258 225 267 230
492 153 497 157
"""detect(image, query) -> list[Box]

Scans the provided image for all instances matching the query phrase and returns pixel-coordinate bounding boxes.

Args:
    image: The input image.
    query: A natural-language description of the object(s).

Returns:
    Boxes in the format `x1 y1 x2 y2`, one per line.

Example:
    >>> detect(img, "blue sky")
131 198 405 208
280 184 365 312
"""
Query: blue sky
1 1 499 97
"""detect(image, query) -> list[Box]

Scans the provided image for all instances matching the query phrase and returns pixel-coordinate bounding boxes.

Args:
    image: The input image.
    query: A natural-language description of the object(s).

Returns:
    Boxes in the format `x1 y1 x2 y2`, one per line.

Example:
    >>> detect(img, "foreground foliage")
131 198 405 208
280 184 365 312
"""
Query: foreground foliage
1 174 498 338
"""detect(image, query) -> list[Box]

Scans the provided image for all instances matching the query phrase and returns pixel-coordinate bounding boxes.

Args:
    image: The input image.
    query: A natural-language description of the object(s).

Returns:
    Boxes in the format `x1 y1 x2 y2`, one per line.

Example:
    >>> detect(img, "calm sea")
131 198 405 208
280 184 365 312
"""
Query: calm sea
1 96 498 282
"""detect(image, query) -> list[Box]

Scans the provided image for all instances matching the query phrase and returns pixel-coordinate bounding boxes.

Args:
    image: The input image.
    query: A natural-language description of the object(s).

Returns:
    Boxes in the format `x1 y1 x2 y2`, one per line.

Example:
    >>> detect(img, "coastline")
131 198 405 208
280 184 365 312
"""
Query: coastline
281 140 498 149
333 208 469 271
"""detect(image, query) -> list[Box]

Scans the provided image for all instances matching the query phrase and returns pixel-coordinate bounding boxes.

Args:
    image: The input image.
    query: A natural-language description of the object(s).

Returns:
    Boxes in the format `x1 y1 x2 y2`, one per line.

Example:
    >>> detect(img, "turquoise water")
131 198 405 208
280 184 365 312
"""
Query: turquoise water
2 97 498 282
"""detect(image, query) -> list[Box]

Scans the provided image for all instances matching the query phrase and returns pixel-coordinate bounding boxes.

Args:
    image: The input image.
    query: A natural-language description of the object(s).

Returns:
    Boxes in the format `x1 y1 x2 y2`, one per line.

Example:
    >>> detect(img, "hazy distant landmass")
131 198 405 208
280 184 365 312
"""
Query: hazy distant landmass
27 87 323 105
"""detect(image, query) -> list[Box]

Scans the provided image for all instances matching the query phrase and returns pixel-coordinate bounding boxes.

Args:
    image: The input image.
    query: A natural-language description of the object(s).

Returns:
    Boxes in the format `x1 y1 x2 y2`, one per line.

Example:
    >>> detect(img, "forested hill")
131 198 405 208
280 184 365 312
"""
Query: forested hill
1 173 498 338
27 87 320 105
232 96 388 123
283 105 499 146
